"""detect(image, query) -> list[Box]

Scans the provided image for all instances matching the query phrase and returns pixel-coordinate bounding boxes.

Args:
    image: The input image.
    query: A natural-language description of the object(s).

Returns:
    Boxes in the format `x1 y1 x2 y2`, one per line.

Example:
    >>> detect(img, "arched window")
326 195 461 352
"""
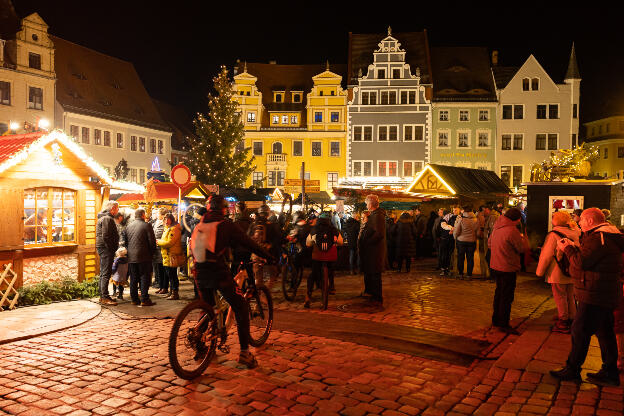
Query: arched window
531 78 539 91
272 142 283 154
522 78 530 91
23 188 76 245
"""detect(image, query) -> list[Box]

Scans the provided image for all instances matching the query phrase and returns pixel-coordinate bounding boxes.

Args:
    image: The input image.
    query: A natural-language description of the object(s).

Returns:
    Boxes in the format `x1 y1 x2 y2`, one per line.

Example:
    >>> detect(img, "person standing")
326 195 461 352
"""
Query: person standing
96 201 120 305
439 207 459 276
124 209 157 307
432 208 444 261
153 208 167 293
484 204 500 281
488 208 526 334
344 212 361 274
535 211 581 334
550 208 624 386
393 212 417 273
386 212 397 270
413 207 427 259
453 205 478 280
358 195 386 304
157 213 184 300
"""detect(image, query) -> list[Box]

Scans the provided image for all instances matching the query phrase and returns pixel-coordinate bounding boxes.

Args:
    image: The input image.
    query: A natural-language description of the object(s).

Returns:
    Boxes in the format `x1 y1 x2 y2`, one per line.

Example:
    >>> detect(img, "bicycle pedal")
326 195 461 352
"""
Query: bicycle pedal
218 345 230 354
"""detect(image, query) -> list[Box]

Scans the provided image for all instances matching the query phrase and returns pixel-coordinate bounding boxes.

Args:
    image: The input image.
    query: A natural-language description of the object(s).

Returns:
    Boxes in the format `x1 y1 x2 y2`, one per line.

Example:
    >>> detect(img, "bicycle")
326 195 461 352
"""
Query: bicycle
168 262 273 380
281 242 303 301
320 261 330 310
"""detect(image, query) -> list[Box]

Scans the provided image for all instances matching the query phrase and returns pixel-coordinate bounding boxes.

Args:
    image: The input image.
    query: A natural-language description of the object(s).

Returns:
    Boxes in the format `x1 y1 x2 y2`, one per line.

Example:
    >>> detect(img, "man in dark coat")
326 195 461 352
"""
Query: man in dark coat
344 213 361 274
123 209 157 306
413 207 427 259
96 201 120 305
358 194 386 304
550 208 624 386
393 212 417 272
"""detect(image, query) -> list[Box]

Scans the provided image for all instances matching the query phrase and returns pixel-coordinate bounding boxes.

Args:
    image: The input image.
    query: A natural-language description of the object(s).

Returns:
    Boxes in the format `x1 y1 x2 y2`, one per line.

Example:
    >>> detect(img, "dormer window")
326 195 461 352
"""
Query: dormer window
275 93 282 102
292 92 302 103
320 91 324 96
331 91 335 96
273 91 284 102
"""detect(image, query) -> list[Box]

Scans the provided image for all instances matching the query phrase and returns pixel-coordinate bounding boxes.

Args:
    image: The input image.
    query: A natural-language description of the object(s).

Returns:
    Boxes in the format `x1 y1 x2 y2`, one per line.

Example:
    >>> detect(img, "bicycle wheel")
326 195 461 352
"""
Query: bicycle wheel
321 263 329 310
168 300 218 380
282 258 299 301
248 285 273 347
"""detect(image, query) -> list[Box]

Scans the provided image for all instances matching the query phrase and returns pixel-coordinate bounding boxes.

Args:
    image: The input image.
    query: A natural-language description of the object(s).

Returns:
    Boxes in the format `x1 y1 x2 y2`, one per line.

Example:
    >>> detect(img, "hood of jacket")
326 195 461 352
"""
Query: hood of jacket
98 211 112 219
586 222 624 249
493 214 518 230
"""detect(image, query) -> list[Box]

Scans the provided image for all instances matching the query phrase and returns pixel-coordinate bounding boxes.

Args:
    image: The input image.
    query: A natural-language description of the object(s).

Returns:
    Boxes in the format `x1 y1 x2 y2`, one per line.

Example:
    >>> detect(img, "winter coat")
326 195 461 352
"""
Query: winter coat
392 213 417 257
413 214 427 238
123 219 156 263
484 210 500 244
112 256 129 285
432 216 443 240
563 222 624 308
453 212 478 243
344 217 361 249
96 211 119 253
488 215 526 273
358 207 387 274
536 225 581 284
157 223 184 267
232 213 252 257
615 277 624 333
152 219 165 263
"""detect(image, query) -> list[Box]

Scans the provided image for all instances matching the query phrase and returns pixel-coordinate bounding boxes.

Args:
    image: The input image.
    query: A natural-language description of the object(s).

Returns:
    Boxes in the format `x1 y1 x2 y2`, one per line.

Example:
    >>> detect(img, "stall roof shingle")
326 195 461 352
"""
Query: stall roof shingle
429 164 510 194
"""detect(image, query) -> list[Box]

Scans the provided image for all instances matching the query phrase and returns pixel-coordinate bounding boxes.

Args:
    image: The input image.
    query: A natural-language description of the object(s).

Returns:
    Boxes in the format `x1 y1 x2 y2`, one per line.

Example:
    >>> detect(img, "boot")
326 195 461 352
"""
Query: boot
549 366 581 382
167 290 179 300
617 333 624 371
586 367 620 386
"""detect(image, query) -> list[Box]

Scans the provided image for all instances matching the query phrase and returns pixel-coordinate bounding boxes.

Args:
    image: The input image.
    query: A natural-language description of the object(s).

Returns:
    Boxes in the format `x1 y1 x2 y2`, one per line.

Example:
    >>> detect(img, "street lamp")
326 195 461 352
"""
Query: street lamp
38 118 50 130
9 121 19 132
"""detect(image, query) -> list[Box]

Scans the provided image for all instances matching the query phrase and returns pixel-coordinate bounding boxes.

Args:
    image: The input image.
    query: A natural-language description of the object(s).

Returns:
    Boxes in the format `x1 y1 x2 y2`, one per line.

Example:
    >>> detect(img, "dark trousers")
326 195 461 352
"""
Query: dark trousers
153 262 166 290
166 266 179 291
309 261 335 296
567 302 618 373
364 272 382 302
396 256 411 272
456 240 476 276
491 269 517 327
97 248 114 299
349 248 358 272
438 238 454 270
199 280 250 351
129 262 152 303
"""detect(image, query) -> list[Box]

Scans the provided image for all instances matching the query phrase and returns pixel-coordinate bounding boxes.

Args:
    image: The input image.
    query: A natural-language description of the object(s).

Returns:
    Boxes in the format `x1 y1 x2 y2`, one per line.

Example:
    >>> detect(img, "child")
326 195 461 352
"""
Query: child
111 247 129 300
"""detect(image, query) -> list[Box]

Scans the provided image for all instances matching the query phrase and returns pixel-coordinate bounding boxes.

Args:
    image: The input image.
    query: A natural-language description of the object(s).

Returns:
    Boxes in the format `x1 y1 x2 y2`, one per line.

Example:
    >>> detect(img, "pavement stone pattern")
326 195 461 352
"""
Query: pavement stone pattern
1 266 623 415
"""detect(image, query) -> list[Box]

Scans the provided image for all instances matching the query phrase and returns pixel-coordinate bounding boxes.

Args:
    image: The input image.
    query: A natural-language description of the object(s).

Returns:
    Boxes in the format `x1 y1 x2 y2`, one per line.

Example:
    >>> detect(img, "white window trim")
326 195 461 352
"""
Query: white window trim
377 160 399 177
536 103 548 119
292 140 303 157
352 160 374 177
436 129 451 149
547 133 559 151
329 141 341 157
400 89 418 105
458 109 470 122
402 124 425 142
531 77 540 91
271 114 279 124
438 109 450 122
327 172 339 190
478 109 490 122
311 141 322 157
502 104 525 120
402 160 425 177
352 125 374 142
377 124 400 142
500 164 525 188
281 115 289 124
512 133 524 150
457 130 471 149
476 129 492 149
252 140 263 156
247 111 257 123
313 111 323 123
379 89 399 105
116 132 124 149
330 111 341 123
290 115 298 124
548 103 560 119
291 91 303 103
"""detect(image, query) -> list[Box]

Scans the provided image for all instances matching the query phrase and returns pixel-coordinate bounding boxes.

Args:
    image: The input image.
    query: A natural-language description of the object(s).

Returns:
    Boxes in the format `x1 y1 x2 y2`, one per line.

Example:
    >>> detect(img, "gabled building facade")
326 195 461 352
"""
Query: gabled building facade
232 62 347 193
430 47 497 170
346 30 432 184
583 115 624 178
493 46 581 188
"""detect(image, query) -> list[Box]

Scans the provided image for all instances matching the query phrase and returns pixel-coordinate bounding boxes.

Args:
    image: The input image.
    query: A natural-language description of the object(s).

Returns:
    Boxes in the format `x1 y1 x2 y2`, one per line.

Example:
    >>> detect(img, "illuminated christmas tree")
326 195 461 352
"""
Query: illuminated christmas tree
186 66 254 187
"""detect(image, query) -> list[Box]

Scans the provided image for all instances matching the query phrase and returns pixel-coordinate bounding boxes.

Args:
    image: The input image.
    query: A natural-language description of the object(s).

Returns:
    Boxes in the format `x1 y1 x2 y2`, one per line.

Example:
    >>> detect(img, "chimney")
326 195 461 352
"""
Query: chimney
491 50 499 66
269 60 277 65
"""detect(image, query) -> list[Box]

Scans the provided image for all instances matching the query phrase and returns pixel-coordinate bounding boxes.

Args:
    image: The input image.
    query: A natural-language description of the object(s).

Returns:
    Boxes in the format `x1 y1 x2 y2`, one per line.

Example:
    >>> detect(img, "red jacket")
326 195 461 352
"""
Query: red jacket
488 215 526 273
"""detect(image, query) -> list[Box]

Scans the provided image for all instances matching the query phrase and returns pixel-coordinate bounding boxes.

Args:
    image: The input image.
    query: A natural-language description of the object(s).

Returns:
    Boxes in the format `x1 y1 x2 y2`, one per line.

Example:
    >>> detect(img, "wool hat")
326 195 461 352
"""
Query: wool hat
504 207 522 221
552 210 571 227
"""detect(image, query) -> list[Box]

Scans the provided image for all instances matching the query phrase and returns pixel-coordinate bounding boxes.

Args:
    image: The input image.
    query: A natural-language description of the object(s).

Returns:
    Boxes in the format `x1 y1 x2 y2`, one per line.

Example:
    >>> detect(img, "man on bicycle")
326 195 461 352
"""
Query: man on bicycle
304 211 343 308
191 195 275 368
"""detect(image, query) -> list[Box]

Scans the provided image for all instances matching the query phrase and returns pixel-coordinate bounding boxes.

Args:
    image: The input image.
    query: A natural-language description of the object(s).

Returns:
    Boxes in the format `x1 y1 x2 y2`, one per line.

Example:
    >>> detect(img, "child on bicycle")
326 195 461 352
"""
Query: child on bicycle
304 211 343 308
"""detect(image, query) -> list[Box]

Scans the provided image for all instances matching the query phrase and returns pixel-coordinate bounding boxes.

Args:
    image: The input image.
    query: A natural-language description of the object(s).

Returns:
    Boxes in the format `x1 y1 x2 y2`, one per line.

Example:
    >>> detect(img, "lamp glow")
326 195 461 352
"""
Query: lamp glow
9 121 19 131
38 119 50 130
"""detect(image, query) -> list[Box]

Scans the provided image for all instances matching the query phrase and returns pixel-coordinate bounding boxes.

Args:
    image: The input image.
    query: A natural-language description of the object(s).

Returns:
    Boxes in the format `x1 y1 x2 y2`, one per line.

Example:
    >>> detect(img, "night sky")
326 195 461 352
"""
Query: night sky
12 1 624 133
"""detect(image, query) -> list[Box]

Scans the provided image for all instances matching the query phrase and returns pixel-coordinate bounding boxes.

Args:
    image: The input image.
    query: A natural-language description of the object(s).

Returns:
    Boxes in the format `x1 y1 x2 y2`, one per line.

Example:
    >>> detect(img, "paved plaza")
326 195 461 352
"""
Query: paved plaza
1 262 623 415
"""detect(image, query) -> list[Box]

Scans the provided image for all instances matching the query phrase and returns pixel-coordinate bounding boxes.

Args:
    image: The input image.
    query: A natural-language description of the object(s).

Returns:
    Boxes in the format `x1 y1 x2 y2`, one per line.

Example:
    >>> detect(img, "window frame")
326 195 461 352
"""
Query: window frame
94 129 102 145
536 104 547 119
103 131 111 147
330 141 340 157
23 187 77 247
478 109 490 122
457 131 471 148
311 141 322 157
252 141 263 156
28 52 42 70
0 81 11 105
252 172 264 187
436 130 450 149
28 86 43 110
130 135 137 151
158 139 164 154
139 136 146 152
476 130 491 149
330 111 340 123
403 124 425 142
314 112 323 123
247 112 256 123
116 133 124 149
458 110 470 122
439 109 449 122
513 133 524 150
327 172 339 190
352 160 373 177
547 133 558 151
402 160 424 178
378 125 399 142
377 160 398 177
293 140 303 156
536 133 547 151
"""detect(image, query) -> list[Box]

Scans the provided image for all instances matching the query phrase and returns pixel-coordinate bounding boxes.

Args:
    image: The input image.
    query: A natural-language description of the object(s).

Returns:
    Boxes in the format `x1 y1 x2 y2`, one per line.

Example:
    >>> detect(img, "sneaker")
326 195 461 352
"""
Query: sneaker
100 297 117 306
549 366 581 382
586 368 620 386
139 300 156 307
238 351 258 369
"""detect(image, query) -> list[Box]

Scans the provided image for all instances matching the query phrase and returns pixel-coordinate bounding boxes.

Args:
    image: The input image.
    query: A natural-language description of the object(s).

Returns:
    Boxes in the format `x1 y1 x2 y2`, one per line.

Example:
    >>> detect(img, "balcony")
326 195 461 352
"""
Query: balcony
266 153 287 169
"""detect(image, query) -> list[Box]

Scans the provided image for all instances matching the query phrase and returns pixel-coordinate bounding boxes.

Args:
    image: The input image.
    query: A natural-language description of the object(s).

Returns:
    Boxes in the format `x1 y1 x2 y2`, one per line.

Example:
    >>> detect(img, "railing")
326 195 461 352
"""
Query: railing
267 153 287 163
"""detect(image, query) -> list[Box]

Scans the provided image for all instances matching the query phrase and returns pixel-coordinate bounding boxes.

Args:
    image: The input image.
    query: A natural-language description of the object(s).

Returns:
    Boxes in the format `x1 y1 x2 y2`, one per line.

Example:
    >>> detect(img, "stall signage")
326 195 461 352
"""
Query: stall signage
171 164 192 188
284 185 320 193
284 179 320 187
205 184 219 194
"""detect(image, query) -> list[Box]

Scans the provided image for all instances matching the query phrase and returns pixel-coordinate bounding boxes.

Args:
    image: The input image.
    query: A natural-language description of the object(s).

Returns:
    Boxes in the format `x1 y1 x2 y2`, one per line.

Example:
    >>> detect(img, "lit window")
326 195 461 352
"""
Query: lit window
23 188 76 245
330 142 340 156
272 115 279 124
116 133 124 148
247 112 256 123
291 115 298 124
282 115 288 124
327 172 338 190
314 112 322 123
331 112 339 122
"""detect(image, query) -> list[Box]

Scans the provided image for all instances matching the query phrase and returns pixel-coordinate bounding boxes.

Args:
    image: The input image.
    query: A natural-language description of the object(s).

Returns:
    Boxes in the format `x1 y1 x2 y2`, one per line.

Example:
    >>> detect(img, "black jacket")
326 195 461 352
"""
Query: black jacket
344 217 360 249
392 213 417 258
358 207 387 274
249 217 282 257
96 211 119 252
123 219 156 263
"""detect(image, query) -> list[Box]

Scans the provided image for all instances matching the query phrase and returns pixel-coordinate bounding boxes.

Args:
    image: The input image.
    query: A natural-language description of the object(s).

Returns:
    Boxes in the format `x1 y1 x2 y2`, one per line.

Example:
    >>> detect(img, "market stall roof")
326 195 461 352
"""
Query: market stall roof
523 179 624 186
338 176 414 189
332 187 430 202
293 191 333 205
219 188 275 202
0 130 142 192
116 181 209 204
407 164 510 196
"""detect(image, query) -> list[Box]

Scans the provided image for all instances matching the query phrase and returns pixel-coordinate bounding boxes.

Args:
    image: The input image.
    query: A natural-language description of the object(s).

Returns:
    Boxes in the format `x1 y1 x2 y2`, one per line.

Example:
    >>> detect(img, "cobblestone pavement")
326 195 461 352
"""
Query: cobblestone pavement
1 265 623 415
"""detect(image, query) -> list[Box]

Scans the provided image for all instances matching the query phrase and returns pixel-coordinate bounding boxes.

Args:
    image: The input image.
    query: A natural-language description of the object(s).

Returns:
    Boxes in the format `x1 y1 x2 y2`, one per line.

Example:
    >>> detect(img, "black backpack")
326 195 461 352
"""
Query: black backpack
315 227 335 252
550 230 571 277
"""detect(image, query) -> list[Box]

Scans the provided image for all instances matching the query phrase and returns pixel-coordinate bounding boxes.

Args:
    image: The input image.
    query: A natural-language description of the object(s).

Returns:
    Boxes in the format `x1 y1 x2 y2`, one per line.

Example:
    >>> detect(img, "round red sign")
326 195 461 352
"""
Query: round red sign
171 164 192 188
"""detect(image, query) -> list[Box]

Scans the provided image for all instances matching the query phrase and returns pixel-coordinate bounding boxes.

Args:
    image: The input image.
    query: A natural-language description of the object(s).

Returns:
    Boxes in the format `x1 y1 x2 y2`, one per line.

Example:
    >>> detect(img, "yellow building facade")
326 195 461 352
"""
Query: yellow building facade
232 62 347 194
584 115 624 178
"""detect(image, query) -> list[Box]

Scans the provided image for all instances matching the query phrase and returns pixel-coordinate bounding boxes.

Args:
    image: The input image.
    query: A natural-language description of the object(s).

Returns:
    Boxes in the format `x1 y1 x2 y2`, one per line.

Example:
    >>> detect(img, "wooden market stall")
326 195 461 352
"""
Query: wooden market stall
0 130 141 291
115 180 213 207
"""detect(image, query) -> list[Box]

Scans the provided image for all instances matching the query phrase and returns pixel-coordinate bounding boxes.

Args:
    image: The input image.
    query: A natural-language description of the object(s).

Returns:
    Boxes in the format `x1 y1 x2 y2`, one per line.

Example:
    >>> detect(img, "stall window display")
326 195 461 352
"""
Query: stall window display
548 196 583 231
23 188 76 245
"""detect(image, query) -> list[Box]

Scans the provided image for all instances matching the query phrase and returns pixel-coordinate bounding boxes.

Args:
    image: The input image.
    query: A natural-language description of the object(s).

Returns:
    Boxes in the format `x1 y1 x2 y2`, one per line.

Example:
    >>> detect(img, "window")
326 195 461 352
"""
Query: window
512 166 523 187
275 93 282 103
604 148 609 159
272 115 279 124
247 112 256 123
139 137 146 152
319 91 324 96
352 161 372 176
377 69 385 79
438 132 449 147
618 147 624 158
478 110 489 121
291 115 298 124
139 169 145 184
354 126 373 142
363 126 372 141
361 92 369 105
572 134 577 148
312 142 321 156
404 125 412 141
513 134 523 150
81 127 90 144
327 172 338 190
0 81 10 105
378 161 397 176
314 112 323 123
478 132 489 148
548 134 557 150
522 78 530 91
94 129 102 145
330 142 340 156
459 110 469 122
158 140 163 154
404 125 424 141
502 105 512 119
293 141 303 156
23 188 76 245
353 126 362 141
281 115 288 124
252 172 263 187
130 169 137 183
400 91 407 104
573 104 578 119
28 53 41 70
501 134 511 150
28 87 43 109
103 131 111 147
458 132 469 148
389 91 396 105
536 134 546 150
149 138 156 153
253 141 263 156
130 136 137 151
537 105 547 119
381 91 389 105
548 104 559 119
116 133 124 148
293 93 301 103
500 166 511 187
69 125 79 139
379 126 387 141
331 112 339 122
392 68 401 79
272 142 282 154
514 105 524 119
439 110 449 121
531 78 539 90
268 171 285 187
388 126 398 141
402 161 423 177
409 91 416 104
369 91 377 105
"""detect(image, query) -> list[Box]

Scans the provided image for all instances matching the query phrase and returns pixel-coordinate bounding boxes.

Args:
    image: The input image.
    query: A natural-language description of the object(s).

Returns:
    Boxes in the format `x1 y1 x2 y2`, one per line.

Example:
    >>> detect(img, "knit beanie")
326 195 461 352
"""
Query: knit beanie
552 211 571 227
504 207 522 221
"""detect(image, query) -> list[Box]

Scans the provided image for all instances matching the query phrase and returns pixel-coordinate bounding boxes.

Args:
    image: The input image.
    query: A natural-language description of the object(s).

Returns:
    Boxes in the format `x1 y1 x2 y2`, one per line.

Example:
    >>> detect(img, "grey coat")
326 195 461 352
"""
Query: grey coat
123 219 156 263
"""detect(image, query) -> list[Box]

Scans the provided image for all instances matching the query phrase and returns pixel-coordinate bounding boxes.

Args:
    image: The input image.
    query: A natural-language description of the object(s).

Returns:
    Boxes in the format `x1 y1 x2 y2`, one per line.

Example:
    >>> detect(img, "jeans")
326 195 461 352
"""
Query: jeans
396 256 411 272
438 238 454 270
364 272 382 302
349 248 358 272
166 266 179 291
129 262 152 303
456 240 476 276
491 269 517 327
97 248 114 299
567 302 618 373
153 262 166 290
